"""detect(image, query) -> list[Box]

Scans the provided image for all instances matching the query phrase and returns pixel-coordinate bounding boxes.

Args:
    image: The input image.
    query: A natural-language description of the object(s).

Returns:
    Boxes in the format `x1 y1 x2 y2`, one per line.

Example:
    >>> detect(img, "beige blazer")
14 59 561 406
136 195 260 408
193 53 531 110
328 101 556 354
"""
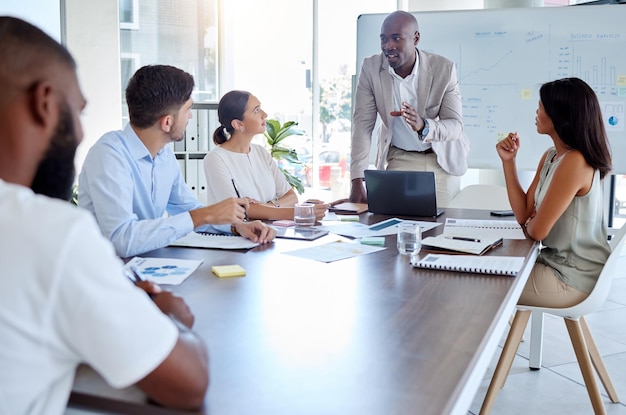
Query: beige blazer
350 49 470 178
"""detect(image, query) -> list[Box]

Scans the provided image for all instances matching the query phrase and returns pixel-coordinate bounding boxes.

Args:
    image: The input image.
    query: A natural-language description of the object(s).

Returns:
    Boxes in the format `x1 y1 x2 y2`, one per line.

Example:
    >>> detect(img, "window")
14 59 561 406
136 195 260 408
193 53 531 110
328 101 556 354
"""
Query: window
119 0 139 30
221 0 395 198
120 53 140 125
119 0 219 109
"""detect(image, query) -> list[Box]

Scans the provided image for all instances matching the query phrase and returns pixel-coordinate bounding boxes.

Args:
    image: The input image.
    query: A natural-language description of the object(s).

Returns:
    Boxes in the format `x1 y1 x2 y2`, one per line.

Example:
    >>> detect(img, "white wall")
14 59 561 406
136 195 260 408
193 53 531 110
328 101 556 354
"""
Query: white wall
64 0 122 176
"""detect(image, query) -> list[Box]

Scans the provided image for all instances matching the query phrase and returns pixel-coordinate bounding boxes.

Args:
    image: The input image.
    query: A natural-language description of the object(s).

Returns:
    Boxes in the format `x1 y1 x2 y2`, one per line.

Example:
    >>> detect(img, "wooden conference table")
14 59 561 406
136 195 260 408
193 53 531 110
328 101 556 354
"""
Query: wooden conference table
69 208 538 415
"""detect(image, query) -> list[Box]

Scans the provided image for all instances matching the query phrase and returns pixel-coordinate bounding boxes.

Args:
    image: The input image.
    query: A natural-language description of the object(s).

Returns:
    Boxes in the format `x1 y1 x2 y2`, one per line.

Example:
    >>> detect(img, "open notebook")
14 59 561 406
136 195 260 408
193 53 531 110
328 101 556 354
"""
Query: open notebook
421 235 503 256
170 232 260 249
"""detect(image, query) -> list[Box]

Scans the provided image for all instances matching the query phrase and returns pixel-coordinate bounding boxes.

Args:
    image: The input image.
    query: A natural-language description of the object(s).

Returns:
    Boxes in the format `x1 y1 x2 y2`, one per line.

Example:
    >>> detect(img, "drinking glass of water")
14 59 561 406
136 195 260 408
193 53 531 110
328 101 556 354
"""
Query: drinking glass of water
397 222 421 255
294 202 316 227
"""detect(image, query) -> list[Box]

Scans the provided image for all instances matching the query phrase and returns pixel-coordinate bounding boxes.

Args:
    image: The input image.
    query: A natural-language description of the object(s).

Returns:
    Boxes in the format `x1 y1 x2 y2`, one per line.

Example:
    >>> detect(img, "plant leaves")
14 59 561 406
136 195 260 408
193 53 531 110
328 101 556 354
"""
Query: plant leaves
265 118 306 193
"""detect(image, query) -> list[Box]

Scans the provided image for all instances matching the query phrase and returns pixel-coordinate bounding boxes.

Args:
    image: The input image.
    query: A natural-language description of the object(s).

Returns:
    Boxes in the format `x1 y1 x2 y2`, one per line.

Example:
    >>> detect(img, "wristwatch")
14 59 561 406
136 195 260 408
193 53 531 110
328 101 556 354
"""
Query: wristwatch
418 118 429 140
270 198 280 207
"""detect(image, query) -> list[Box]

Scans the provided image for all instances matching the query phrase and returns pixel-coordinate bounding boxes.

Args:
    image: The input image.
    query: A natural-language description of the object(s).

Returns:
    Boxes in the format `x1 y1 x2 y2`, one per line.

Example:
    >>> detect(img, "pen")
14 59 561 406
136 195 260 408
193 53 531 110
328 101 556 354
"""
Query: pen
231 178 241 198
446 236 481 243
125 265 145 283
125 266 157 299
231 178 248 221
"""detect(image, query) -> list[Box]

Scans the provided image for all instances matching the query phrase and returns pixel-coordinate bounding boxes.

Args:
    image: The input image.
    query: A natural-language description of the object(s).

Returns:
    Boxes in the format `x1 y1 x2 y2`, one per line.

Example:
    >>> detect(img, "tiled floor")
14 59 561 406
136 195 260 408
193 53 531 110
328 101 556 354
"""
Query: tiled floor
468 251 626 414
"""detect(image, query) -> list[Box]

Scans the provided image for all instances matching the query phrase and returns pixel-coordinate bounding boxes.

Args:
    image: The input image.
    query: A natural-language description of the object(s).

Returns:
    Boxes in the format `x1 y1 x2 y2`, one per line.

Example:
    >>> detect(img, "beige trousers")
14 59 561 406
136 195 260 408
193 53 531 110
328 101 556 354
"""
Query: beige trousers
386 146 461 207
518 262 589 308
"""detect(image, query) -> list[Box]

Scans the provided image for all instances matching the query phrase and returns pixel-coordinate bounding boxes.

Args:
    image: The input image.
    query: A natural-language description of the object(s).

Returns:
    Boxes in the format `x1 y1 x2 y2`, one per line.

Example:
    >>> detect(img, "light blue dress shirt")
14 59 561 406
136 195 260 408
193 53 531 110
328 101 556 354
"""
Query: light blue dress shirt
78 124 229 257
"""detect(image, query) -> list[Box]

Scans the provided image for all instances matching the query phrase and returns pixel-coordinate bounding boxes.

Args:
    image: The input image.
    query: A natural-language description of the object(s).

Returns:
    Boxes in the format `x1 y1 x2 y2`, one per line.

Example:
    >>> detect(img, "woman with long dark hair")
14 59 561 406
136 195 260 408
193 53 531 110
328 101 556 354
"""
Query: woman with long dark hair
497 77 612 307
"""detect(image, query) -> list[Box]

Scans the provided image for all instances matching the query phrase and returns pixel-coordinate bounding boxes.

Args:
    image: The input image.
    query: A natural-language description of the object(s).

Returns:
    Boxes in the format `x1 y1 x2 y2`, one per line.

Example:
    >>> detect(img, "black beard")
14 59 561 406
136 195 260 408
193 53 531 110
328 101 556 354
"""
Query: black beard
30 106 78 201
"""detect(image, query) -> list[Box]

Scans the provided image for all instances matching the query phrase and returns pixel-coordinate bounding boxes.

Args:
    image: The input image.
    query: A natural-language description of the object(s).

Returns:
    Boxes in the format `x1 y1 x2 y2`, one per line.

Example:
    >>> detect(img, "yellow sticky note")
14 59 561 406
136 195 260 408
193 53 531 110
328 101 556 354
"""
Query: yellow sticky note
211 265 246 278
520 88 532 100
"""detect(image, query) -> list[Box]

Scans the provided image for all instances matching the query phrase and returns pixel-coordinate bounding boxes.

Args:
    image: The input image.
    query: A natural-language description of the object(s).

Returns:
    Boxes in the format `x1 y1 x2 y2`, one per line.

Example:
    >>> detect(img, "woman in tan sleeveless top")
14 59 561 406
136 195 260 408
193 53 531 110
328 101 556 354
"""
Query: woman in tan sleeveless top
496 77 612 308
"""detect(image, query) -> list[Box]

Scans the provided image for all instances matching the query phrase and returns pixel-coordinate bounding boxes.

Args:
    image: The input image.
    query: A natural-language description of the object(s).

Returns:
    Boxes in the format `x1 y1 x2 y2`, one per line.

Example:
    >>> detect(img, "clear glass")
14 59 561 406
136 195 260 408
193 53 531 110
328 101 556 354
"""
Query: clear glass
294 203 316 227
397 223 422 256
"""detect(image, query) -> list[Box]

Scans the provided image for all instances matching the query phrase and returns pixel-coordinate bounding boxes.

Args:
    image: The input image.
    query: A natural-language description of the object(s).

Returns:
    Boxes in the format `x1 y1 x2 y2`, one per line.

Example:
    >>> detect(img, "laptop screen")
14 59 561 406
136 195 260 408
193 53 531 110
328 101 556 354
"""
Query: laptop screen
364 170 443 217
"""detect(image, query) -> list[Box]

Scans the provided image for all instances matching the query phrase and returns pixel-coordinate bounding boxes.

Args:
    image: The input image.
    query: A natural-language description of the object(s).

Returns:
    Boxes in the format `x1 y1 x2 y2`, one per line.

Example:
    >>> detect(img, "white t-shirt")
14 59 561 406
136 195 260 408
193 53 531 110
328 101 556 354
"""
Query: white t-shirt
203 144 291 205
0 180 179 415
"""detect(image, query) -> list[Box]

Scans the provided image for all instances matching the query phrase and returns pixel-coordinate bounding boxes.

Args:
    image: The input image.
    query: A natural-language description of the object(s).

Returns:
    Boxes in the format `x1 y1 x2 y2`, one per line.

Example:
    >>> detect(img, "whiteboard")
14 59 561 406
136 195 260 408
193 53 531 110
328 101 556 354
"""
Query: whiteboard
356 5 626 173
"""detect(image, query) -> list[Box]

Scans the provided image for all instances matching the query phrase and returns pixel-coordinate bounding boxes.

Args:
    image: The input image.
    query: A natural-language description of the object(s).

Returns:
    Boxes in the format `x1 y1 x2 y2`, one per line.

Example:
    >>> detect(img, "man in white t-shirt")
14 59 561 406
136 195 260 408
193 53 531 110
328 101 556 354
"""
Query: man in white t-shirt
0 16 209 414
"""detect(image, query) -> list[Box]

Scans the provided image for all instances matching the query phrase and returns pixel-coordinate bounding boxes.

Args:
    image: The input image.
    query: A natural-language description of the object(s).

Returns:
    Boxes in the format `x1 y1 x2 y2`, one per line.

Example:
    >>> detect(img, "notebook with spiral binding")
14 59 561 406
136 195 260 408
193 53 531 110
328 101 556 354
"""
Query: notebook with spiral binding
411 254 525 277
170 232 260 249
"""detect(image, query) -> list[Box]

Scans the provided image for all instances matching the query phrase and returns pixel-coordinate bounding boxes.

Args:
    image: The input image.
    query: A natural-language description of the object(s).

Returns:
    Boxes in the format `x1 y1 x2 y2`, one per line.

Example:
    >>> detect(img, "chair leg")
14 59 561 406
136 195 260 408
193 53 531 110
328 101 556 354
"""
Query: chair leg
564 318 607 415
479 310 531 415
529 311 544 369
580 317 620 403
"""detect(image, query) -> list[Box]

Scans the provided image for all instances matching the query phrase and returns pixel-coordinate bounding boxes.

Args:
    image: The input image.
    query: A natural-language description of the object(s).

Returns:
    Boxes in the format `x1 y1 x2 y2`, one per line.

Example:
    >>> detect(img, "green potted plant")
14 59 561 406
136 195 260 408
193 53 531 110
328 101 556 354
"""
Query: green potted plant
264 119 306 195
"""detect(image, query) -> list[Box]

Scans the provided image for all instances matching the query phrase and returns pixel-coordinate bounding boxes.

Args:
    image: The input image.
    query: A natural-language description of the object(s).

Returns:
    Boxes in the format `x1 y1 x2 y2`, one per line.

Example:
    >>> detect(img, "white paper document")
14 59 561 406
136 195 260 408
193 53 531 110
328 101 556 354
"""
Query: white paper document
125 257 203 285
443 218 526 240
283 240 386 263
170 232 260 249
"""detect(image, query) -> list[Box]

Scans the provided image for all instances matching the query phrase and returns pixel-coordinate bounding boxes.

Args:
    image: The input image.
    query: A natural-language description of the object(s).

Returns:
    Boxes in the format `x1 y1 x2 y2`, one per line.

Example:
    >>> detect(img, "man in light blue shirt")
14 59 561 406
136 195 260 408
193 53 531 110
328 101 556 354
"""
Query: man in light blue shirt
79 65 274 258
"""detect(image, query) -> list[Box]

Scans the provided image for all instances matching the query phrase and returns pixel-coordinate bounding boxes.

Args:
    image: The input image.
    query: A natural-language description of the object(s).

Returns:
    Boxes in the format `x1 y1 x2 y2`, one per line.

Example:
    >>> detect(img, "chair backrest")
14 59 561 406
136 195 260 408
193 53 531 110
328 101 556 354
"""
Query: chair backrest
519 224 626 319
447 184 511 210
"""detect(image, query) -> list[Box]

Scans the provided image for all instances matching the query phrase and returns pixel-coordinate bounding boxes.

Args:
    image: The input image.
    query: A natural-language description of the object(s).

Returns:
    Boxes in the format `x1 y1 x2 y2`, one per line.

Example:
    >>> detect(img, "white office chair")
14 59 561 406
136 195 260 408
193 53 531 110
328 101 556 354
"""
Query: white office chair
448 184 511 210
479 224 626 415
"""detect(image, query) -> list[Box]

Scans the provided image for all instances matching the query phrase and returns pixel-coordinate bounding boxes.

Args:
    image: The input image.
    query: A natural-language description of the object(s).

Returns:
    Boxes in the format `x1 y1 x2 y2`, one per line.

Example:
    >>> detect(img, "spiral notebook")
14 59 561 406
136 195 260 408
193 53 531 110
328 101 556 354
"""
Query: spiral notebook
170 232 260 249
411 254 525 277
444 218 525 240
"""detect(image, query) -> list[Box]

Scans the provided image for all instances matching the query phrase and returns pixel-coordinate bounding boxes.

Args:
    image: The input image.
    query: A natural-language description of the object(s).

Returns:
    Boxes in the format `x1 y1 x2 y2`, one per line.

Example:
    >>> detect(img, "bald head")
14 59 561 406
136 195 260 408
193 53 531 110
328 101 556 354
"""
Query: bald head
382 11 419 33
380 11 420 78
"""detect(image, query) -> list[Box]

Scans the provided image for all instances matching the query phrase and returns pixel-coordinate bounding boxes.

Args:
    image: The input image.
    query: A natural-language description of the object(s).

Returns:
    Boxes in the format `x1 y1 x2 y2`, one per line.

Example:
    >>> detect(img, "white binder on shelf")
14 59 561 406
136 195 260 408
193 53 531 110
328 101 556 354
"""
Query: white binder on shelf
185 157 199 197
198 109 210 152
185 109 199 152
177 157 186 182
207 110 219 150
195 156 208 205
173 138 185 152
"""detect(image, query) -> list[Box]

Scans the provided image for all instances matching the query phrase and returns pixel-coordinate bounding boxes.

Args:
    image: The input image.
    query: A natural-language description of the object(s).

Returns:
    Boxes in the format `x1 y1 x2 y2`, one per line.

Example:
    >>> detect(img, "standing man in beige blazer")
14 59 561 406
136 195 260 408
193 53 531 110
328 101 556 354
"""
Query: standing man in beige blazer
349 11 469 207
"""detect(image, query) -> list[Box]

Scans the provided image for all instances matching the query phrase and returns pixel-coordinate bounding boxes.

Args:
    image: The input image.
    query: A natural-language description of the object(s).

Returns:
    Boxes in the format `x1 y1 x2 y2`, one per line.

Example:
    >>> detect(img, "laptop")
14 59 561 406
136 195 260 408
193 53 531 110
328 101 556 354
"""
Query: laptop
364 170 445 217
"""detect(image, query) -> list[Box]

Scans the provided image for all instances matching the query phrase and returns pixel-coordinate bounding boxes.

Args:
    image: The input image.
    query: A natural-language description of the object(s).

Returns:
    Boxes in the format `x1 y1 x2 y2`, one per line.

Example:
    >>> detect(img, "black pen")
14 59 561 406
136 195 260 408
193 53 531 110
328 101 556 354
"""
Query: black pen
231 178 248 221
445 236 481 243
125 265 145 283
231 178 241 198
